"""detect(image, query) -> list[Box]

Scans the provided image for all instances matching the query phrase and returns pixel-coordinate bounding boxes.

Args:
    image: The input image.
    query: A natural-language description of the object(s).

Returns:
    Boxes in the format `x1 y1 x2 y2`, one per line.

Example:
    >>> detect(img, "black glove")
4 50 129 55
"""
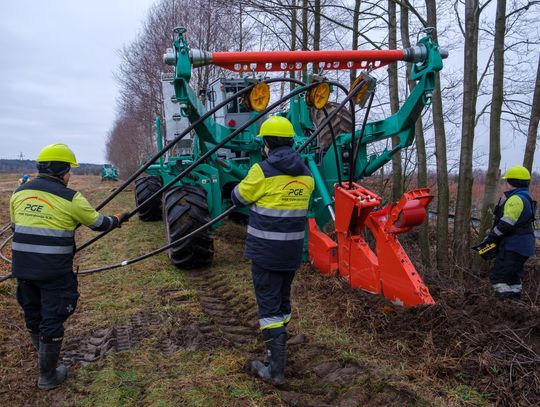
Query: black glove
114 211 131 226
472 235 499 260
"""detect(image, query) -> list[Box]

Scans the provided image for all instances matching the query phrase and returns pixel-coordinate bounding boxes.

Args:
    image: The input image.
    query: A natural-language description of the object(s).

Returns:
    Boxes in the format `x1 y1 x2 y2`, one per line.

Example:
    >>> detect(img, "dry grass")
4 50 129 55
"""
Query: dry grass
0 174 513 406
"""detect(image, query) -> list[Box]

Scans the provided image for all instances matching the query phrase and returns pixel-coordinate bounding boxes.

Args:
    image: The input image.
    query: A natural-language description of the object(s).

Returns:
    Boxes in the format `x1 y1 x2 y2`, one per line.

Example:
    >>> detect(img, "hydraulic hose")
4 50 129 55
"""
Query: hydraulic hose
0 234 12 264
92 82 261 211
76 80 319 252
0 223 11 236
297 77 369 154
0 234 13 282
77 206 236 275
0 273 11 283
322 108 342 186
350 90 375 185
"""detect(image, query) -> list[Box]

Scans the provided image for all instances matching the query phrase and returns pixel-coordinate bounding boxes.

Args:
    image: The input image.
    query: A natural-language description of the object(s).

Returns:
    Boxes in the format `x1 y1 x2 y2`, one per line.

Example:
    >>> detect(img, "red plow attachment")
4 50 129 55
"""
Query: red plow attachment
308 183 435 307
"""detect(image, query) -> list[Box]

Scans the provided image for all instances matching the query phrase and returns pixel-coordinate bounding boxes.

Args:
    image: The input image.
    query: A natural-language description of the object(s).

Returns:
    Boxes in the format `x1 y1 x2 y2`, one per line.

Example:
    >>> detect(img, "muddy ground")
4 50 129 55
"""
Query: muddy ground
0 174 538 406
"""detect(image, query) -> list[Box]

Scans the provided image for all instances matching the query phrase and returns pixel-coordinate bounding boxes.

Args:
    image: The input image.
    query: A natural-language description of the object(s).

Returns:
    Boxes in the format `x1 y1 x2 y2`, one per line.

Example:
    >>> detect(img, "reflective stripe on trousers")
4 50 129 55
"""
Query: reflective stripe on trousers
492 283 522 293
247 226 305 241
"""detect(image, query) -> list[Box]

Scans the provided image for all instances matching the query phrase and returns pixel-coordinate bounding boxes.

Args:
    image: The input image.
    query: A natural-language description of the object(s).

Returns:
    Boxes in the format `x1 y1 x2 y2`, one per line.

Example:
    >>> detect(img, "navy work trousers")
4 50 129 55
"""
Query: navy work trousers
490 250 528 298
251 262 295 330
16 272 79 342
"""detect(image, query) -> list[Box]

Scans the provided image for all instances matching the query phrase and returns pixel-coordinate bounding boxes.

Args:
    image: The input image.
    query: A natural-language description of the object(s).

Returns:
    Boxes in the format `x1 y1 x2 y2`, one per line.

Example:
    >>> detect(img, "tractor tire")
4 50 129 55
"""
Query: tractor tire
310 102 354 151
163 185 214 269
134 176 163 221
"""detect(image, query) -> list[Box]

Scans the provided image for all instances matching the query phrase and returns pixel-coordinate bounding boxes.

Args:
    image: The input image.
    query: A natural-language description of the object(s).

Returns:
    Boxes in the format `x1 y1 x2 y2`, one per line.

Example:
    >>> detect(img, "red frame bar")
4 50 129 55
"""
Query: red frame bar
211 49 406 72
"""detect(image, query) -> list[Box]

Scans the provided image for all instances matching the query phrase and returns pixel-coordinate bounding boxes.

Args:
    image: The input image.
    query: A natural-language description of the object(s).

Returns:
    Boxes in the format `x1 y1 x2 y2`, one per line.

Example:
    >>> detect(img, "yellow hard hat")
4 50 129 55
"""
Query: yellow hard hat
502 165 530 181
257 116 295 138
37 143 79 167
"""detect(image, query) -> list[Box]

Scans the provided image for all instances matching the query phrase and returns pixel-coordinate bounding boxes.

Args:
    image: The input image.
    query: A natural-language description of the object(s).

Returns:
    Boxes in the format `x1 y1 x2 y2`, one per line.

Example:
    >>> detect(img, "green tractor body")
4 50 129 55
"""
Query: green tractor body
134 28 446 305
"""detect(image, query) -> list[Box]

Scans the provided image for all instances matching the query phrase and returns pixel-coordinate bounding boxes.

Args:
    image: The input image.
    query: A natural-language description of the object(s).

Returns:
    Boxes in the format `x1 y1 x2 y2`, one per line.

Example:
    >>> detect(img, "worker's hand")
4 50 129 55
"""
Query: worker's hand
472 235 499 261
114 211 131 226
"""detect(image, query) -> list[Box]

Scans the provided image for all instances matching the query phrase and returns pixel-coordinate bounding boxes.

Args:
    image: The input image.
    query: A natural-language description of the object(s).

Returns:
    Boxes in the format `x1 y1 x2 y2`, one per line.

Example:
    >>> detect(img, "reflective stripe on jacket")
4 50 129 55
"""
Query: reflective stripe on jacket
494 188 535 257
231 146 314 272
9 175 118 280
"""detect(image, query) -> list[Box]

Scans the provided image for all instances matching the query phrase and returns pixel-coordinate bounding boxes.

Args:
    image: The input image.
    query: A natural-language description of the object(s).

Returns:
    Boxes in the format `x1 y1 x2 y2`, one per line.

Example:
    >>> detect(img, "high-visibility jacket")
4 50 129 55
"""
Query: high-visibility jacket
492 187 536 257
231 146 314 272
9 175 119 280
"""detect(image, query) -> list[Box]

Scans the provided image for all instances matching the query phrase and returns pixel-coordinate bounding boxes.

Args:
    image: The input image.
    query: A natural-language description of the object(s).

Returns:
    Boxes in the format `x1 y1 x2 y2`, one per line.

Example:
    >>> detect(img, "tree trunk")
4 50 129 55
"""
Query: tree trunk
453 0 480 267
313 0 321 74
479 0 506 241
523 55 540 172
350 0 362 86
425 0 449 270
388 0 403 201
401 2 430 266
301 0 309 83
290 0 298 90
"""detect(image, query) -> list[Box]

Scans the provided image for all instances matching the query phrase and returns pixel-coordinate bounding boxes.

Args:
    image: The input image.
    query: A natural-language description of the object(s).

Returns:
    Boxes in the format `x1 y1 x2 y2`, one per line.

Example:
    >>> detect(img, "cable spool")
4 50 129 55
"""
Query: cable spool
305 82 330 109
349 72 376 107
245 82 270 112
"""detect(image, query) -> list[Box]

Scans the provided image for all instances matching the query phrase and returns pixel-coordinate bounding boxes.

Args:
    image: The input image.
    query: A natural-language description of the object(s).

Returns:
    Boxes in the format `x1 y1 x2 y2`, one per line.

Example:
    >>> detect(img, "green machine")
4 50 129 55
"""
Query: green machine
101 164 119 181
134 27 447 306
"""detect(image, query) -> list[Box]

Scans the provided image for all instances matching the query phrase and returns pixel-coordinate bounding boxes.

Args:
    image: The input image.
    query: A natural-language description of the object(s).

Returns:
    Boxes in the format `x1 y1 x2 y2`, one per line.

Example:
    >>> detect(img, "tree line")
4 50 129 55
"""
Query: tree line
106 0 540 271
0 160 101 176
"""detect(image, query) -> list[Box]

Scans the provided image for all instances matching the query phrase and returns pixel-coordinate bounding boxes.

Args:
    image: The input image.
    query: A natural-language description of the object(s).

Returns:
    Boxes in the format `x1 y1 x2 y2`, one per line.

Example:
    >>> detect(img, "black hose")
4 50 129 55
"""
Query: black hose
0 233 13 282
322 108 342 186
0 223 11 236
350 90 375 185
0 234 12 264
92 83 261 211
76 80 319 253
297 78 369 154
77 206 236 275
0 273 12 283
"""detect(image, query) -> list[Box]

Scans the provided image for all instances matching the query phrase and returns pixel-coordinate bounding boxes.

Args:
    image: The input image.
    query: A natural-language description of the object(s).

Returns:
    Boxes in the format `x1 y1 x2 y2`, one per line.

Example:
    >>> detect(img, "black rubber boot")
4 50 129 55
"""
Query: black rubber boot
251 328 287 386
30 332 40 351
38 341 68 390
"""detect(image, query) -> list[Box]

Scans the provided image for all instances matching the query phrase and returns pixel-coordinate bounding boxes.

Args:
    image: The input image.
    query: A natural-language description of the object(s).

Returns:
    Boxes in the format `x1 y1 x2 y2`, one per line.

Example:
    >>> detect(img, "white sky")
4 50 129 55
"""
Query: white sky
0 0 537 171
0 0 155 164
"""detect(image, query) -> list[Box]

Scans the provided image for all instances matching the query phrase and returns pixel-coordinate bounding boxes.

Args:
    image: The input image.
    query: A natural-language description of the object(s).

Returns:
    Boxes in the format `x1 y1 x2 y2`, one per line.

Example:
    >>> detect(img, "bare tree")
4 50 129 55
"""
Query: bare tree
478 0 506 241
388 0 403 201
425 0 450 270
453 0 481 267
523 55 540 172
401 1 430 266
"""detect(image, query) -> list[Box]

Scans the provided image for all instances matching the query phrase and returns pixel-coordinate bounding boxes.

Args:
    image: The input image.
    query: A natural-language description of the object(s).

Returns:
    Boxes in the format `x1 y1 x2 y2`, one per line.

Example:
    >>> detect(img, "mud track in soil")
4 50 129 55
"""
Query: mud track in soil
63 268 431 407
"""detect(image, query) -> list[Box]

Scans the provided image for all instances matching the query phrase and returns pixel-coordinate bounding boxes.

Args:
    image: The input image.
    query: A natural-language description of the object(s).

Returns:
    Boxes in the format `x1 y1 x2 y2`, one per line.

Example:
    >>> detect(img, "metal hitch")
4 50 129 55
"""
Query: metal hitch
308 184 435 307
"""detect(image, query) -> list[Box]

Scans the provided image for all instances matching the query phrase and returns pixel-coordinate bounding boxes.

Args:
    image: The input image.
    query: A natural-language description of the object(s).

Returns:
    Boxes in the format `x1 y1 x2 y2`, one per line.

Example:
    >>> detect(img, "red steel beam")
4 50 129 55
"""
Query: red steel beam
209 49 407 72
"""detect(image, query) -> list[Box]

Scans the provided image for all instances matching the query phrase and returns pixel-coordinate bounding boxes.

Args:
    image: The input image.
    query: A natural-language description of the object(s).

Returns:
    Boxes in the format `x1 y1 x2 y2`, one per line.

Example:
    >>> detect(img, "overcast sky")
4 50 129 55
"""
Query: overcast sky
0 0 537 171
0 0 155 164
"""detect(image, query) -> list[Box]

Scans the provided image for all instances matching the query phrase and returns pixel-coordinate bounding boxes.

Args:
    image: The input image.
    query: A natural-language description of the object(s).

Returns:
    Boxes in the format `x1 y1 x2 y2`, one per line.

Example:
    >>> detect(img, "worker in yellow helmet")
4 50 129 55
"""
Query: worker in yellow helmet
231 116 314 386
18 174 30 186
9 143 130 390
478 165 536 300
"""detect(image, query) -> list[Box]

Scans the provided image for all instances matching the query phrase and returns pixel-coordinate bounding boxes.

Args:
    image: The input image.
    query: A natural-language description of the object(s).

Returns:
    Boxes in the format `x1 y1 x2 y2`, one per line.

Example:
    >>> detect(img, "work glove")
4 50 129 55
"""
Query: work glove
114 211 131 226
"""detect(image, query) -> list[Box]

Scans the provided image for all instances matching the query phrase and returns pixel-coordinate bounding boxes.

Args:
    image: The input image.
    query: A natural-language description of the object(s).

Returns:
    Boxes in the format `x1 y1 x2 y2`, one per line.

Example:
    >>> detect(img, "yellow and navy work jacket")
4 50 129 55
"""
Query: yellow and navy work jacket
492 187 536 257
231 146 314 272
9 175 119 280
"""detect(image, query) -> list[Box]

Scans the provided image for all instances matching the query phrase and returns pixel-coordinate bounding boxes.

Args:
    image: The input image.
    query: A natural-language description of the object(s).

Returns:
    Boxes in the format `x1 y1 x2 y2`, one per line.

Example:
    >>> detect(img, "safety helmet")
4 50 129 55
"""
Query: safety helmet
36 143 79 167
502 165 530 181
22 175 29 180
257 116 295 138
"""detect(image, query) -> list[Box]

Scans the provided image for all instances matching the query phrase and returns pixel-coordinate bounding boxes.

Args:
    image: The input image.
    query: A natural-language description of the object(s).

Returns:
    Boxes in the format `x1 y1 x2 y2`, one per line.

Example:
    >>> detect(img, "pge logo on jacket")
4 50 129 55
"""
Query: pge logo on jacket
281 180 310 201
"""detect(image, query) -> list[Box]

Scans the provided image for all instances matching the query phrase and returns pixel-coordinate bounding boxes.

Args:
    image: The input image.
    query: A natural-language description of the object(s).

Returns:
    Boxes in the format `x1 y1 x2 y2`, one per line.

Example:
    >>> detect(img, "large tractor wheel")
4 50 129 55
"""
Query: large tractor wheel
134 176 163 221
163 185 214 269
310 102 354 151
